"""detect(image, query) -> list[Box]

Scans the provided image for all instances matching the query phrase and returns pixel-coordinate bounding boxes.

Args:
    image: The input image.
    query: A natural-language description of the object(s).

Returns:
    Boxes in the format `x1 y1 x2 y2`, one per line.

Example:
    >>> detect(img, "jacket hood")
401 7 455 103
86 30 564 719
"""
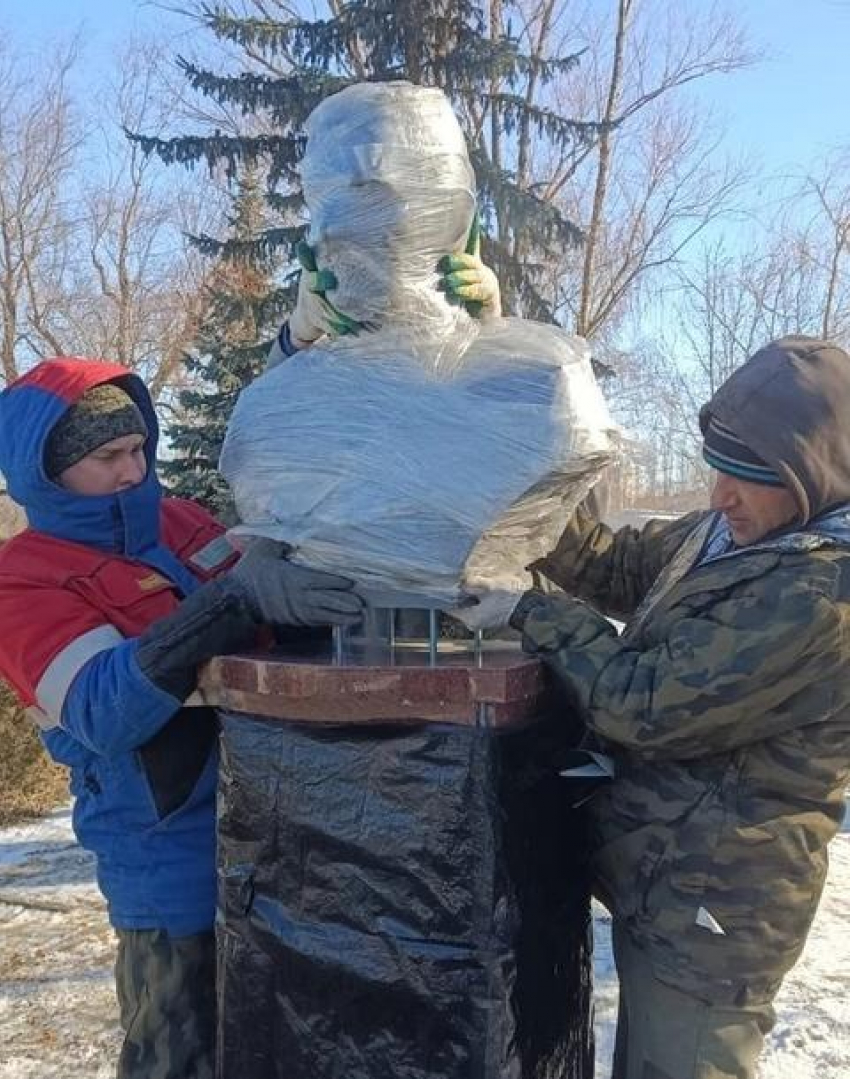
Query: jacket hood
700 335 850 524
0 357 162 555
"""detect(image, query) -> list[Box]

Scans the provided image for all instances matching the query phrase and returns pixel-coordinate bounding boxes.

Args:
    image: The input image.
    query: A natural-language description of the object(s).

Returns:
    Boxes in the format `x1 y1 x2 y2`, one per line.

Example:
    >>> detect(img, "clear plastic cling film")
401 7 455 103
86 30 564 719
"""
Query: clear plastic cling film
221 82 619 605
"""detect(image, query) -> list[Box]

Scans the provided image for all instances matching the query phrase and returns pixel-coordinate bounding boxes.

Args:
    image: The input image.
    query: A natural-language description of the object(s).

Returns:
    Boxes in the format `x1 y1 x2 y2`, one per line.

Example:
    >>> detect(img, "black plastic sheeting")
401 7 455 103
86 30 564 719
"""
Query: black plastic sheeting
216 708 594 1079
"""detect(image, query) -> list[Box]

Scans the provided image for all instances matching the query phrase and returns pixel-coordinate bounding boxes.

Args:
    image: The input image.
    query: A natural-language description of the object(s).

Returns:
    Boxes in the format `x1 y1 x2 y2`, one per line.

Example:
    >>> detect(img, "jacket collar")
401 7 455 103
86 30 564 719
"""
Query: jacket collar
698 503 850 569
25 470 164 556
626 506 850 639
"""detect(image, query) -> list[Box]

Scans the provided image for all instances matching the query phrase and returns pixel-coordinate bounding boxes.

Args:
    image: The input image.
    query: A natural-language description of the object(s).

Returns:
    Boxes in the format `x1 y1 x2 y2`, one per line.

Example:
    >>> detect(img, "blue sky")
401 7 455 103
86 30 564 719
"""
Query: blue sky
5 0 848 177
6 0 160 44
707 0 849 173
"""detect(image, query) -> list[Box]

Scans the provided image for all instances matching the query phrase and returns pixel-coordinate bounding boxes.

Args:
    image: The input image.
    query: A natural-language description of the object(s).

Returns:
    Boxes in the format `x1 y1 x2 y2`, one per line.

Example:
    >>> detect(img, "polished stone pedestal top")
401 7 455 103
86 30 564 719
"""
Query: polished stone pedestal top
198 641 545 728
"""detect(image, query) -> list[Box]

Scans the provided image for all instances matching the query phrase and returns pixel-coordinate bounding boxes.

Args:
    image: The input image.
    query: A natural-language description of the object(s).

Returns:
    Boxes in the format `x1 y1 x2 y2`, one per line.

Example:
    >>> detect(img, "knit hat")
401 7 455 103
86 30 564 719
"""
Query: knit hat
701 413 785 487
45 383 148 479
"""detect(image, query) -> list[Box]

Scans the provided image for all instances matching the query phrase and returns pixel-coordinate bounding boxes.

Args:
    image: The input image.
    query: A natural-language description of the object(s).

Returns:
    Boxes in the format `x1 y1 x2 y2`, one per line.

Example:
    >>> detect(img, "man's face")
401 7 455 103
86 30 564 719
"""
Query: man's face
709 471 798 546
57 434 147 496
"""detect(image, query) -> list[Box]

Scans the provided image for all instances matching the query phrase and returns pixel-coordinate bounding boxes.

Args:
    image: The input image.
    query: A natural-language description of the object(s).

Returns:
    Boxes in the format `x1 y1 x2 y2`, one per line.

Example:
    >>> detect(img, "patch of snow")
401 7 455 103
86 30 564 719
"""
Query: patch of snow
0 808 119 1079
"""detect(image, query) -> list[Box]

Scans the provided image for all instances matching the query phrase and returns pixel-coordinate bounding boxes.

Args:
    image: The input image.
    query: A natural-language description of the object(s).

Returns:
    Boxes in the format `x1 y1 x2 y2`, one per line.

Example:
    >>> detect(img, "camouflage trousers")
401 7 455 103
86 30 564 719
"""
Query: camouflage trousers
114 928 216 1079
610 922 776 1079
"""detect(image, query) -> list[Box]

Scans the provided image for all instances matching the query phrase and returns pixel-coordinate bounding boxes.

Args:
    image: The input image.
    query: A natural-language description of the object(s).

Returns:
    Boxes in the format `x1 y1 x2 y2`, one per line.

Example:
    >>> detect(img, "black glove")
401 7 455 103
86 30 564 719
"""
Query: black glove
228 539 364 628
136 541 364 700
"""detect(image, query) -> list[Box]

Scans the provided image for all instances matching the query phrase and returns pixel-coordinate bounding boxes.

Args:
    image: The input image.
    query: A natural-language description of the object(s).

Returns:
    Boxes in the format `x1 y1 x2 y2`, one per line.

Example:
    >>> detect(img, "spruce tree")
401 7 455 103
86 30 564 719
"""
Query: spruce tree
138 1 602 503
138 1 599 316
158 171 285 519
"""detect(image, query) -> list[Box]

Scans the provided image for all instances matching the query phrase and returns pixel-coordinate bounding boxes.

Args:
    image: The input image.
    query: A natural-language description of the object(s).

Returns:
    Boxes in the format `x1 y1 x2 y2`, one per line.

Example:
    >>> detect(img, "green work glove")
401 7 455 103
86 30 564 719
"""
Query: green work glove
288 241 368 346
437 213 502 318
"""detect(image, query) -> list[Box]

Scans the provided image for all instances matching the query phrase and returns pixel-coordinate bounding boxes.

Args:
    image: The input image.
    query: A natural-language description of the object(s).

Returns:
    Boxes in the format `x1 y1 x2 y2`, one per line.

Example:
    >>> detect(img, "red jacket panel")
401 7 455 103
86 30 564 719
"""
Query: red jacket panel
0 498 237 706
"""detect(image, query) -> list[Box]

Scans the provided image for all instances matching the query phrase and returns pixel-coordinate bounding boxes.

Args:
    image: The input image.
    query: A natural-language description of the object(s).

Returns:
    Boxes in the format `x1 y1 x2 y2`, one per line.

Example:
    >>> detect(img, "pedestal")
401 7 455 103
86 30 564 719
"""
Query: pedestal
199 643 593 1079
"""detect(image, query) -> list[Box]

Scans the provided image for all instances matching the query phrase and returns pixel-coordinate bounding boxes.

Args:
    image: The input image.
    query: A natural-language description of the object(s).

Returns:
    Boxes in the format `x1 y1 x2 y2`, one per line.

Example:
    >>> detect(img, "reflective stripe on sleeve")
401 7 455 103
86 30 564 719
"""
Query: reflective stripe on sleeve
35 624 125 725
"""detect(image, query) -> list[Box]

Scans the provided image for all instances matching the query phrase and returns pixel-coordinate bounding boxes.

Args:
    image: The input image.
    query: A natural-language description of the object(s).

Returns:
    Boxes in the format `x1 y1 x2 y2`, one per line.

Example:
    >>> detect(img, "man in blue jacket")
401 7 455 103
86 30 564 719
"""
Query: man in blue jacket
0 357 364 1079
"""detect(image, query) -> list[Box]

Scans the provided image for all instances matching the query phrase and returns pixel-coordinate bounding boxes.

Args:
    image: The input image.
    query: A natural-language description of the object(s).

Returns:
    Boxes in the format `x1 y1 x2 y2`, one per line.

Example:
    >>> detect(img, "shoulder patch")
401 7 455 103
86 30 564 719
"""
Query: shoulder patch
188 535 236 573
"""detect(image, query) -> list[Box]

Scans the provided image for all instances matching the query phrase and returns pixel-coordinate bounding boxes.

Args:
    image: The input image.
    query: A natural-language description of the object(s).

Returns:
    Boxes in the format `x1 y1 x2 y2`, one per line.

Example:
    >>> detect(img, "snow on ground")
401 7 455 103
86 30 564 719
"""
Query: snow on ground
0 808 120 1078
0 806 847 1078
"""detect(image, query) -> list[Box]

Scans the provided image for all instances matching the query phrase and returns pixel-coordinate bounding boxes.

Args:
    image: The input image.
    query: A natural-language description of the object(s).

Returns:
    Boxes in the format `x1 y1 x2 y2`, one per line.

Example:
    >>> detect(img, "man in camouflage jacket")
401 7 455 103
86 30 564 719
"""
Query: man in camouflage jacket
511 336 850 1079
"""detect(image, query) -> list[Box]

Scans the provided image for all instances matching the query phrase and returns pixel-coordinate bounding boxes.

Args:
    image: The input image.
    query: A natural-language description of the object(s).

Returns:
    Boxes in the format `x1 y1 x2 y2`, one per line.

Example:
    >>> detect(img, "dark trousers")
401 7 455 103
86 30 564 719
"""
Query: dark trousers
114 928 216 1079
610 922 775 1079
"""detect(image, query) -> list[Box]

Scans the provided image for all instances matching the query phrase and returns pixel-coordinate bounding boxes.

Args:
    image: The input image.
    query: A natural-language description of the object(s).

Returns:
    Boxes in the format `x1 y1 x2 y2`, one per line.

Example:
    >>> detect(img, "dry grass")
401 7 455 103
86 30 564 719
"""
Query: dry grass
0 682 68 827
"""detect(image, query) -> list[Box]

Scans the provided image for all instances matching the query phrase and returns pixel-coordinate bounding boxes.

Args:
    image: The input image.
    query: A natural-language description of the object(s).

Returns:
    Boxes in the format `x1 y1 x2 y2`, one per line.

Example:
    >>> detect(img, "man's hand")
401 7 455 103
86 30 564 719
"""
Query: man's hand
135 539 364 701
231 539 364 628
288 241 368 347
268 220 501 369
437 213 502 318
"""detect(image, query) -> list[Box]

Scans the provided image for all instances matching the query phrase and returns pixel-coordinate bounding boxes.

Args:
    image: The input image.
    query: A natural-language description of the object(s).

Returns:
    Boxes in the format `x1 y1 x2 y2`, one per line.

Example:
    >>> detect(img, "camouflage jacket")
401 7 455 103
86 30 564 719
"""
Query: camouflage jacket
523 507 850 1005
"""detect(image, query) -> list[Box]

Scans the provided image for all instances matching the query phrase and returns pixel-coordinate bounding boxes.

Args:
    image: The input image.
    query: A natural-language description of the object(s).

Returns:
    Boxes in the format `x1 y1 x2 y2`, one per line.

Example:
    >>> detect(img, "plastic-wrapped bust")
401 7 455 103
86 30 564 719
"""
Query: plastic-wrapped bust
298 81 477 350
221 81 617 606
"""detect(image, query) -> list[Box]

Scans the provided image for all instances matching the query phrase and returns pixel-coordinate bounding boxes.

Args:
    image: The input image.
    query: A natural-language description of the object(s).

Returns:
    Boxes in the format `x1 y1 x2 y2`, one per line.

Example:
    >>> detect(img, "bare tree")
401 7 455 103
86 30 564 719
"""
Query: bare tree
545 0 756 347
615 239 804 508
670 152 850 404
61 42 211 401
797 153 850 342
0 39 81 383
618 154 850 509
598 333 711 510
0 31 214 402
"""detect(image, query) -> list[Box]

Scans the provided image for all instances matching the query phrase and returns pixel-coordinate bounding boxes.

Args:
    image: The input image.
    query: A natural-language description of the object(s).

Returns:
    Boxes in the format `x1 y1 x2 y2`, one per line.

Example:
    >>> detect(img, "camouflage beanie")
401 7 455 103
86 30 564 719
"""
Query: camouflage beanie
45 383 148 479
